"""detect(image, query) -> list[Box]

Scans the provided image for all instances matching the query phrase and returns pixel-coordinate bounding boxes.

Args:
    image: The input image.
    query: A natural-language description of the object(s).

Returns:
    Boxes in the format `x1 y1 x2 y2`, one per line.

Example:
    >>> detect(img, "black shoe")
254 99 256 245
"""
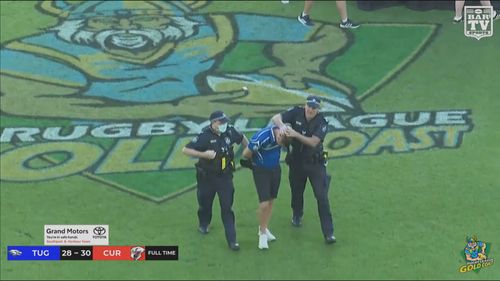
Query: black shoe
298 14 314 27
340 19 360 29
228 242 240 251
325 235 337 244
291 216 302 227
198 225 209 235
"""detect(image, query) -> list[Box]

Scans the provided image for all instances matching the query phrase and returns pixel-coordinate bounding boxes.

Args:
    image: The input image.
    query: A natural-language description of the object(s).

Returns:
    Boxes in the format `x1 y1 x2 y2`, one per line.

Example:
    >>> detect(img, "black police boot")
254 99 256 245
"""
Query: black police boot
228 241 240 251
198 225 209 235
325 234 337 244
291 215 302 227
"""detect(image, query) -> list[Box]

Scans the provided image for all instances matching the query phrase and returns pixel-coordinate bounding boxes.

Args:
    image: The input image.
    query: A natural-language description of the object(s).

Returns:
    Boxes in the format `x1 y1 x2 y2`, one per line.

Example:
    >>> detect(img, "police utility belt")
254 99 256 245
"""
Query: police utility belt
286 150 329 165
196 153 235 176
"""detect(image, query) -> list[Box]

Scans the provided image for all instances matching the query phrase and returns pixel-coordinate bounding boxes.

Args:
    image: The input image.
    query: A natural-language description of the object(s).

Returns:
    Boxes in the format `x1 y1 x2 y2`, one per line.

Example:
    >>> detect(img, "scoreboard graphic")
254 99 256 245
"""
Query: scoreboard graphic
7 246 178 261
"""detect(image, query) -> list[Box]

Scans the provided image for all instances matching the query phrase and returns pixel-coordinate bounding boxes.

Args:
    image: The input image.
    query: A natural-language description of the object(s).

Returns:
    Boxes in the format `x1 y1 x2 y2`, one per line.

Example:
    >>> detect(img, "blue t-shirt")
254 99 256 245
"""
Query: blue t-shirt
248 126 281 169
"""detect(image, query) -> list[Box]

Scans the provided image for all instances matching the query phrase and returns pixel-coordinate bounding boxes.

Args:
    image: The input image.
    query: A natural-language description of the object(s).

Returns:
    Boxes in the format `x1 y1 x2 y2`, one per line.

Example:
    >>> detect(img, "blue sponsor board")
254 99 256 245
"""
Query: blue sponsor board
7 246 60 261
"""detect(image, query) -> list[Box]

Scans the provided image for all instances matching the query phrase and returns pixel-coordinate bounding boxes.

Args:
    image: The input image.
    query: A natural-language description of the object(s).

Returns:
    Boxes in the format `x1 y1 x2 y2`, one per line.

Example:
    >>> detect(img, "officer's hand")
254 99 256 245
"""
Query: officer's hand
240 158 253 169
203 150 217 160
284 127 299 138
279 125 288 135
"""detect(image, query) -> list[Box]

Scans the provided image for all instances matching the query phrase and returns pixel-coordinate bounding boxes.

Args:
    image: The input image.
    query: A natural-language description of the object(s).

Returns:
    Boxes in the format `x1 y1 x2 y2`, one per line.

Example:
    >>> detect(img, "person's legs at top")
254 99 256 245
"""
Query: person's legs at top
337 0 360 29
454 0 465 23
298 0 315 26
336 0 348 22
479 0 498 19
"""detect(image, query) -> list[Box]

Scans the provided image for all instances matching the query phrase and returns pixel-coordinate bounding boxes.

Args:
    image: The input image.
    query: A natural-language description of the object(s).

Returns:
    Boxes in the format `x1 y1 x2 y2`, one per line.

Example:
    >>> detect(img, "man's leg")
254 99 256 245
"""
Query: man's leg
308 165 334 239
257 200 272 249
289 164 307 225
196 174 216 232
259 200 275 234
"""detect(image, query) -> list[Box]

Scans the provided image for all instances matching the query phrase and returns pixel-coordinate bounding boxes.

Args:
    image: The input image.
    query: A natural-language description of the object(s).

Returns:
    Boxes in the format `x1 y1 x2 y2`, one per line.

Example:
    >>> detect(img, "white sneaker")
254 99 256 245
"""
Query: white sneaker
257 227 277 242
265 228 277 241
258 234 269 249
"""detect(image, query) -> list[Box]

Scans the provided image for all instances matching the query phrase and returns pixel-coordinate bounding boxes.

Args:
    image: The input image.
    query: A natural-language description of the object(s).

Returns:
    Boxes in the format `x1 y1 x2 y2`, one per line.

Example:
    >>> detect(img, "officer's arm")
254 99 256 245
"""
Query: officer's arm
293 134 321 148
243 135 260 159
291 120 327 148
182 147 215 160
271 113 286 128
242 147 253 159
241 134 249 148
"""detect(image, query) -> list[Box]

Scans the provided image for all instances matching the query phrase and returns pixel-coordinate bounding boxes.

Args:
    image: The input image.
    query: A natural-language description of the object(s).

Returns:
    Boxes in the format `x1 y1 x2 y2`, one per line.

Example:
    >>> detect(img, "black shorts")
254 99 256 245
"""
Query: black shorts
251 165 281 203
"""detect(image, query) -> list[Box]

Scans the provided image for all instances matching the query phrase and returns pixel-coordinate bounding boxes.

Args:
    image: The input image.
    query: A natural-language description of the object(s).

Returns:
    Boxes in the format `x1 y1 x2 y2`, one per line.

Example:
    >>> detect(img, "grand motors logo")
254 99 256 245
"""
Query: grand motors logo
0 1 473 202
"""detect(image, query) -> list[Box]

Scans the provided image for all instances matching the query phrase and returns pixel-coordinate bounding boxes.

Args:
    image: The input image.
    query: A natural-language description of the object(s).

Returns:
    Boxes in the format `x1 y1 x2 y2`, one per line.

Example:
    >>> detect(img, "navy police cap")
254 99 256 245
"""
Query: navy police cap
306 95 321 109
209 111 229 123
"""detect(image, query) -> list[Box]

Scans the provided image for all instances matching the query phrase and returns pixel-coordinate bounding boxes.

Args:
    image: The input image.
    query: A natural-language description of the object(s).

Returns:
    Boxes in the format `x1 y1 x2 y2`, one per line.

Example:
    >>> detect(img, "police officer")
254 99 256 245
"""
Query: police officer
182 110 248 251
271 96 336 244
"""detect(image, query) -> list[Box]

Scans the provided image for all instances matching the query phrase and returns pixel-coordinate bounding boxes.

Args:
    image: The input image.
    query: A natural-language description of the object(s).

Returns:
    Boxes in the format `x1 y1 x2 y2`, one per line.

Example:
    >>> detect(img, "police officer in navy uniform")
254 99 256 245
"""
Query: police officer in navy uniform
271 96 336 244
182 111 248 251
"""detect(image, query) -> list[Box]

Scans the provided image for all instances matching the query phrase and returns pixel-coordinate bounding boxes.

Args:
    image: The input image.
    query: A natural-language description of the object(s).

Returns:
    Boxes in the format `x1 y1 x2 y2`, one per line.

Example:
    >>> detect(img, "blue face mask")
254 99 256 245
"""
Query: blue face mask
218 123 228 133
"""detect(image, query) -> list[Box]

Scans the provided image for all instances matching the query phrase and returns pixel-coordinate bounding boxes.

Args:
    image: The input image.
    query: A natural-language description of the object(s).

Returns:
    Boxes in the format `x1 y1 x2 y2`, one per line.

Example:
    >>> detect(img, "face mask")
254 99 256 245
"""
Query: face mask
218 123 228 133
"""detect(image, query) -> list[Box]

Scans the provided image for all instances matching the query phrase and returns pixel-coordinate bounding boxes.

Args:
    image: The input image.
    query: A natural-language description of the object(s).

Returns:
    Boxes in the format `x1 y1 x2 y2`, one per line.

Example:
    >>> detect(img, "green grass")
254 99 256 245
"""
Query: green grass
326 24 435 97
1 1 499 280
218 42 276 73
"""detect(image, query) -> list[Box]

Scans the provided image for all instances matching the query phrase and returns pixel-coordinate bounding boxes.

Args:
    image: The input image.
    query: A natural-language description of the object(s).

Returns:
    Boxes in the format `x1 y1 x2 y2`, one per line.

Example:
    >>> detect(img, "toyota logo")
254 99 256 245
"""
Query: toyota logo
93 226 106 235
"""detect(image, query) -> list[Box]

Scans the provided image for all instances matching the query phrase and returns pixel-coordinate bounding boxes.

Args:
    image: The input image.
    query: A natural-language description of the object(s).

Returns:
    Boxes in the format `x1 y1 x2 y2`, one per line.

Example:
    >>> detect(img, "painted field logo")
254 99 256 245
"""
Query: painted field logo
459 235 495 273
464 6 494 40
0 0 474 202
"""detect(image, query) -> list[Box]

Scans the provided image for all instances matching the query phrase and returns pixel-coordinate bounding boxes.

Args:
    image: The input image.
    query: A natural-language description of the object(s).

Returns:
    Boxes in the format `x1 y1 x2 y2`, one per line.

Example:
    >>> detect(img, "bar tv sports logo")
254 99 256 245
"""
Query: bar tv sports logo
464 6 494 40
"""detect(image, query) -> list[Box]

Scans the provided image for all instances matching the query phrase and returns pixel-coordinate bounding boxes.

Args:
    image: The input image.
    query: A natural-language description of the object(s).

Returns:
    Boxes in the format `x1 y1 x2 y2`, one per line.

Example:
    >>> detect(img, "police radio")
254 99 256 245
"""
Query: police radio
322 150 329 166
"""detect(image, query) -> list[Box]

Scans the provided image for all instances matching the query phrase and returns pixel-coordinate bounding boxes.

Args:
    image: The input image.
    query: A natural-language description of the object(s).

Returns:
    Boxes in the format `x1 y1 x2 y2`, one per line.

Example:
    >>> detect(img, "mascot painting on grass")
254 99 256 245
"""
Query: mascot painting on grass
0 0 356 121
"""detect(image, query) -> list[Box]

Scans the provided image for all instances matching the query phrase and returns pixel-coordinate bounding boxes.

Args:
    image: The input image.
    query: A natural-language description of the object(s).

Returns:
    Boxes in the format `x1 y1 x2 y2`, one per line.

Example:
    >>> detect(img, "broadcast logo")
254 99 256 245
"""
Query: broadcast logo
93 226 106 236
131 247 145 261
459 235 495 273
464 6 494 40
8 249 22 257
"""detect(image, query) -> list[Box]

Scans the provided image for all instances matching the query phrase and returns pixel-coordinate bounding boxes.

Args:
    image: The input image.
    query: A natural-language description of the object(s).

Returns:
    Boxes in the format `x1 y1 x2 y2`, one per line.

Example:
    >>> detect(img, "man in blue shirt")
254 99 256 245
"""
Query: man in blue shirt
241 126 289 250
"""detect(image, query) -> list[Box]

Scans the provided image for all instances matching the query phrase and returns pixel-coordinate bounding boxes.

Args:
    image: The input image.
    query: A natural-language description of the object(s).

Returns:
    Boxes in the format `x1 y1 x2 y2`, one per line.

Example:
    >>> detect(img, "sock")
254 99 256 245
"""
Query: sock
302 12 307 17
341 17 348 23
